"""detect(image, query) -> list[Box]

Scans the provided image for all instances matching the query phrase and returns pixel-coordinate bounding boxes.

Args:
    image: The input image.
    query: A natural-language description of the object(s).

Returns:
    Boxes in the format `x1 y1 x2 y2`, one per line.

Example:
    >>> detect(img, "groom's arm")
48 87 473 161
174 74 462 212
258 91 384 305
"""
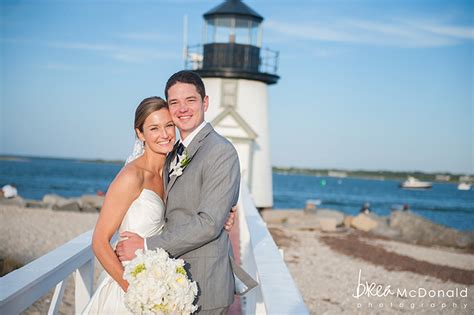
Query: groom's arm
146 142 240 257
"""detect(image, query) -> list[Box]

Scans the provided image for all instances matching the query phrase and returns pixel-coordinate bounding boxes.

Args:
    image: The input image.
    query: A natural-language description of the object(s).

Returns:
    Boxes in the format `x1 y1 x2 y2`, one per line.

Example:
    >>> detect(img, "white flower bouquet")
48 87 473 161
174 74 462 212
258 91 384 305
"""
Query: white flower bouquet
123 248 198 314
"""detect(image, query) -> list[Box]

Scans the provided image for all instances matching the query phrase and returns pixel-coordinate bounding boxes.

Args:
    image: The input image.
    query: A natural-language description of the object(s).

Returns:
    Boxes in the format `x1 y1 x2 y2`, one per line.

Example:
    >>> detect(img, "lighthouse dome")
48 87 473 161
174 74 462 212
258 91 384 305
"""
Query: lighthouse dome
204 0 263 23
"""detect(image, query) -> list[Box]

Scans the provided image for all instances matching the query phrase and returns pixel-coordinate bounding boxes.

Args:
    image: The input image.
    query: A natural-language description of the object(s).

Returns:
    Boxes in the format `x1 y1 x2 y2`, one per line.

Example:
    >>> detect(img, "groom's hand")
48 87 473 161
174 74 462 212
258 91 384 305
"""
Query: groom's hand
116 231 144 261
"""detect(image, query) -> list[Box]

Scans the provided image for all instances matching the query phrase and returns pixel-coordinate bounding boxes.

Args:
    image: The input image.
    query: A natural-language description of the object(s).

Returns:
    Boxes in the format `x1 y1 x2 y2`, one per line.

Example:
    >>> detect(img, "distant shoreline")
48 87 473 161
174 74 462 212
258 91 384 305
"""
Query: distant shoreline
273 166 473 183
1 155 472 182
0 155 124 165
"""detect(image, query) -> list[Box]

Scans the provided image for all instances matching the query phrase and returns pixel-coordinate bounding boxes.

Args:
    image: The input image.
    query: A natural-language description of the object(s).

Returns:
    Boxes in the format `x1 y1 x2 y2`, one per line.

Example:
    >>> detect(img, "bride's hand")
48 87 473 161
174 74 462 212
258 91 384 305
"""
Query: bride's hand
224 205 238 231
120 281 129 293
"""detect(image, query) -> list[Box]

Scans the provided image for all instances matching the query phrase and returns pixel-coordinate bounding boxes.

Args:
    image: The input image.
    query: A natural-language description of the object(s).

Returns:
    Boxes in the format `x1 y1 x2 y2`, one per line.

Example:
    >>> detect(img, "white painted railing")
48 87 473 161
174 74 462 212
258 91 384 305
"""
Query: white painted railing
0 185 308 314
238 184 309 315
0 230 95 314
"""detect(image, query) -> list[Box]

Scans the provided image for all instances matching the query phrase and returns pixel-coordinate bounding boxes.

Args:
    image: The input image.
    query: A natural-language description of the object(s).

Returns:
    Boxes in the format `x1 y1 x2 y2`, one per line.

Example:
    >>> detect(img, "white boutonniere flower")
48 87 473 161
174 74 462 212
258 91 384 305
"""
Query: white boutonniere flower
170 148 191 179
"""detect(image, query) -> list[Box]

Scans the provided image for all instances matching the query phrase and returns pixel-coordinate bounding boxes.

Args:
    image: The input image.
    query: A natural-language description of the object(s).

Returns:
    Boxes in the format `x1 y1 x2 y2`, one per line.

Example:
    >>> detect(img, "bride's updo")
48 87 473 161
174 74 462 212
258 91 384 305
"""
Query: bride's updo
134 97 168 135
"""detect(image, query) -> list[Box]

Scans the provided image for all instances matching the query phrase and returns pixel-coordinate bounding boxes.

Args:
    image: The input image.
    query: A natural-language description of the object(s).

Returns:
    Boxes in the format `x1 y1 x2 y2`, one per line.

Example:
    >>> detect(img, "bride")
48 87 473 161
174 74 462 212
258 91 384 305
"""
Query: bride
82 97 235 314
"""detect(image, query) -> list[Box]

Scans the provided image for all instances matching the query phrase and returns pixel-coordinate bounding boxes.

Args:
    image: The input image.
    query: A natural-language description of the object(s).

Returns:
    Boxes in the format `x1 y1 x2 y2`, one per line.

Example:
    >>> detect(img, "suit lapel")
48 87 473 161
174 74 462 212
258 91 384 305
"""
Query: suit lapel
163 150 174 188
163 141 180 203
165 123 213 200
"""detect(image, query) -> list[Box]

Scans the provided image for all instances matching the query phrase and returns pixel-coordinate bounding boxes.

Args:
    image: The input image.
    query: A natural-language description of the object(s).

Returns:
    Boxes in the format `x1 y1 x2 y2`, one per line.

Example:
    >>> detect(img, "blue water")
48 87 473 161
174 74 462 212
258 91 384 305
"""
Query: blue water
273 173 474 231
1 158 473 231
0 157 120 199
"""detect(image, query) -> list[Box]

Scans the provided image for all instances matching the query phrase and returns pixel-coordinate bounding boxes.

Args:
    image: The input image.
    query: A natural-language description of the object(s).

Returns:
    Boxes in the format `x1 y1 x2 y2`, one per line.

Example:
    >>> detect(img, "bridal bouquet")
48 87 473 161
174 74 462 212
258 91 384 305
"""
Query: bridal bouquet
123 248 198 314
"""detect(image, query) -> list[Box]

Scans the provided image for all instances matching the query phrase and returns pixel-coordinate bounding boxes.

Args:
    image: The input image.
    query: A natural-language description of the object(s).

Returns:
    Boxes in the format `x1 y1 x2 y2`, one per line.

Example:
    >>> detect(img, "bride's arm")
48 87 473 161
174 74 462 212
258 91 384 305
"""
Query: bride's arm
92 167 142 292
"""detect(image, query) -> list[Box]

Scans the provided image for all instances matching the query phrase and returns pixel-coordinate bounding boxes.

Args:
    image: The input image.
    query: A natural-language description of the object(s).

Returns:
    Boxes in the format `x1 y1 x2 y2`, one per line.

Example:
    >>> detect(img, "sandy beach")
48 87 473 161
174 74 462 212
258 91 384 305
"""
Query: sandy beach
0 205 102 314
2 205 473 314
262 209 474 314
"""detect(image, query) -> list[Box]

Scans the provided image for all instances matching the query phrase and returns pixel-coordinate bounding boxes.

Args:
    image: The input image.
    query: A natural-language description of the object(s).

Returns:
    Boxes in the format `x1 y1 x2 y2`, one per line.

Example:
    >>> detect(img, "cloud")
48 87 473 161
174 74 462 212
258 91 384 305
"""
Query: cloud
50 42 118 52
118 32 173 41
265 17 473 48
50 40 180 63
412 22 474 39
111 49 178 63
1 37 180 63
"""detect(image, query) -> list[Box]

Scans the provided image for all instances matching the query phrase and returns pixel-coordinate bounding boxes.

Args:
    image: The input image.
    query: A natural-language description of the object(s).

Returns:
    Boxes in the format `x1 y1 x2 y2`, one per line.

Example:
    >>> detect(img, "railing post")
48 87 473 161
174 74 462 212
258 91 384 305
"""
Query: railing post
48 277 68 315
75 258 94 314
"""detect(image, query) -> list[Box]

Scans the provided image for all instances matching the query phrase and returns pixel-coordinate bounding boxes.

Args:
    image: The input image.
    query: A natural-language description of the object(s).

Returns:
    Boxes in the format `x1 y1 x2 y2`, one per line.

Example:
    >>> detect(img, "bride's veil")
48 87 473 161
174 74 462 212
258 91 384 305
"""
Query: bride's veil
125 139 144 165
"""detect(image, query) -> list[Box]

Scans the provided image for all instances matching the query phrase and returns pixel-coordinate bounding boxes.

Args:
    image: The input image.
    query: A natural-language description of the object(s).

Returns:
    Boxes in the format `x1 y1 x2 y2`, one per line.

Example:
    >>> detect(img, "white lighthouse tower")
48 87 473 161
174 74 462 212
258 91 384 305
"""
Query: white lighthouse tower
185 0 279 208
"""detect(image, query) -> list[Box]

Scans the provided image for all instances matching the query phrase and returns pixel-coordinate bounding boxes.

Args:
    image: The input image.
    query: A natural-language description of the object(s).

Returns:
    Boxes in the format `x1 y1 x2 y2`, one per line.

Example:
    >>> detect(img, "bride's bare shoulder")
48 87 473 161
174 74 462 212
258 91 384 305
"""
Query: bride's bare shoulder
109 163 144 196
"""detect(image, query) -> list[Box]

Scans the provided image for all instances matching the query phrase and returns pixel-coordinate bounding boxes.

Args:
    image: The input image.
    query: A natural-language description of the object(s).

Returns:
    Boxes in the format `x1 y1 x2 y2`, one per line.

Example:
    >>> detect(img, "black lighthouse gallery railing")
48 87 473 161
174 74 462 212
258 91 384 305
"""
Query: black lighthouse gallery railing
185 43 279 79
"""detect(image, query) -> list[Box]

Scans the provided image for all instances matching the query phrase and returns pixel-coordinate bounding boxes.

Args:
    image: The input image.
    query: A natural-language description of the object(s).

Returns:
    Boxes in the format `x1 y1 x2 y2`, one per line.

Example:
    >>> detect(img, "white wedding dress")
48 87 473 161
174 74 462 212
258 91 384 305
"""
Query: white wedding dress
82 189 166 315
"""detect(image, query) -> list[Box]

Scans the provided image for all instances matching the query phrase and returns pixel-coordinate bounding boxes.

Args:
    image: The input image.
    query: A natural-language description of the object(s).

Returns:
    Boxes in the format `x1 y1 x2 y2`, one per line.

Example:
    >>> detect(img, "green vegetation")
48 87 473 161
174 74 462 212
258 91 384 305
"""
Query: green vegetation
0 155 124 165
272 166 472 183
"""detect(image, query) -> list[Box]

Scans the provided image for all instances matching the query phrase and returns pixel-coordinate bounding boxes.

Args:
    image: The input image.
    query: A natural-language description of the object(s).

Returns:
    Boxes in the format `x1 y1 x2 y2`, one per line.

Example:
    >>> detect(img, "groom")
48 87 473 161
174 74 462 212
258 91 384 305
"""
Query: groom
117 70 241 314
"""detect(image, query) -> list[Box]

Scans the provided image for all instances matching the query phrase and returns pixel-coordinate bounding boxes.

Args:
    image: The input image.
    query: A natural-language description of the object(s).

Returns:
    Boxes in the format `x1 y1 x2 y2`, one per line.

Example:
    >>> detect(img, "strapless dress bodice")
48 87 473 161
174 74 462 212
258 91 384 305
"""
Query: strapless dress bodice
118 189 165 239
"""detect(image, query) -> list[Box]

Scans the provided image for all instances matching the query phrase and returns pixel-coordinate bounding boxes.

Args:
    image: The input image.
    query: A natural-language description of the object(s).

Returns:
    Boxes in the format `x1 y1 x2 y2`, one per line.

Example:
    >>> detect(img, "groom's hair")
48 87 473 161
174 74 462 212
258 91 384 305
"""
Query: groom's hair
165 70 206 101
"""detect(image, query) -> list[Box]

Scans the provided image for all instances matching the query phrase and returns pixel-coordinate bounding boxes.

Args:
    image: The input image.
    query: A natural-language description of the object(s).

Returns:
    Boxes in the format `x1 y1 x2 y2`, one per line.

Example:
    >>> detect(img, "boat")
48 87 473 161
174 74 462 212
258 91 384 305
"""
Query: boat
457 182 472 191
400 176 432 189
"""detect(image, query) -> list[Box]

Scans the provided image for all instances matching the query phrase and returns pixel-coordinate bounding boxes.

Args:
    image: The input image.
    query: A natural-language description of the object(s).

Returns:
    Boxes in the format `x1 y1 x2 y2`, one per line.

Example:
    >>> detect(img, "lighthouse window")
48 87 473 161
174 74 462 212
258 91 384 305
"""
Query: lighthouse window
221 80 238 108
234 20 250 45
205 17 259 46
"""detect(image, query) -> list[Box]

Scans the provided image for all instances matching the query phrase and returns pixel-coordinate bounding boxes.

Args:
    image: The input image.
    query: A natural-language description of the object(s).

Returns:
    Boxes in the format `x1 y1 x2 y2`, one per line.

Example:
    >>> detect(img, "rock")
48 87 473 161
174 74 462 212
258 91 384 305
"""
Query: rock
343 216 354 228
53 200 81 212
390 210 472 248
366 212 389 226
319 218 338 232
0 196 26 207
80 195 104 210
290 214 321 230
456 232 474 248
363 213 400 238
370 225 401 239
314 209 344 226
25 199 50 209
81 207 99 213
351 214 378 232
42 194 66 207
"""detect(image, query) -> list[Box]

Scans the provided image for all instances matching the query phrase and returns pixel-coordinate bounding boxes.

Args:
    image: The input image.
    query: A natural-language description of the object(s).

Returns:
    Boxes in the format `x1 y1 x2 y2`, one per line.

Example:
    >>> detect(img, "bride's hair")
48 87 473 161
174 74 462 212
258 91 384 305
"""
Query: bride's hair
134 96 168 135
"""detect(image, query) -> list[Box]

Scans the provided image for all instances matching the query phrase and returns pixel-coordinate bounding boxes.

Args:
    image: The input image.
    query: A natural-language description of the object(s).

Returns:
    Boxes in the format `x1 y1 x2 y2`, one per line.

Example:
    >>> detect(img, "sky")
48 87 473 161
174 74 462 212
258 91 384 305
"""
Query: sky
1 0 473 174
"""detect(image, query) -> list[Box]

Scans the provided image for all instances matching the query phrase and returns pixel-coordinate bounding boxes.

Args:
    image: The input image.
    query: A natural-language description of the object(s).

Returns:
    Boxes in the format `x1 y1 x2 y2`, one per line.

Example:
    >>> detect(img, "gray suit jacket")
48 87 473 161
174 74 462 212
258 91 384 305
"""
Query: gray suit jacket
147 123 240 310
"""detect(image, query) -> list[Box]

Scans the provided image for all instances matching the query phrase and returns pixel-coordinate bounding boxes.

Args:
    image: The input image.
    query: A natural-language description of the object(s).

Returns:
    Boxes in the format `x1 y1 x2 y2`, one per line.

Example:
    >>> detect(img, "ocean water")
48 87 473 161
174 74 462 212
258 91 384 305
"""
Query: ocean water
1 157 473 231
273 173 474 231
0 157 120 200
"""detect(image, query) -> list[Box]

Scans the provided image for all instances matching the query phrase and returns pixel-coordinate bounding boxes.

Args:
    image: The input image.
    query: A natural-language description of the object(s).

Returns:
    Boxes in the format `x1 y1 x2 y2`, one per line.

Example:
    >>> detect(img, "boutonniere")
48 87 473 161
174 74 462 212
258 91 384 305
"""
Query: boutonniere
170 148 192 178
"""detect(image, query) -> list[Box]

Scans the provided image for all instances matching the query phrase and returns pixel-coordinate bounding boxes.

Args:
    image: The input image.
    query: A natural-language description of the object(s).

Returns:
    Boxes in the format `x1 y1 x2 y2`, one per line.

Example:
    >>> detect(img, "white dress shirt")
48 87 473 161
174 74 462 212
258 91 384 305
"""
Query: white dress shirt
181 120 207 147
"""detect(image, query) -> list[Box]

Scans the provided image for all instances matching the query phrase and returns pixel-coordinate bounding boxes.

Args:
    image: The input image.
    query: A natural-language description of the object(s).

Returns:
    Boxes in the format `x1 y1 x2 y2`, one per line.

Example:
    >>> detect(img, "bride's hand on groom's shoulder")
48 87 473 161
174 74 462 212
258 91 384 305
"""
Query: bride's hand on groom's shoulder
116 231 144 261
224 205 238 232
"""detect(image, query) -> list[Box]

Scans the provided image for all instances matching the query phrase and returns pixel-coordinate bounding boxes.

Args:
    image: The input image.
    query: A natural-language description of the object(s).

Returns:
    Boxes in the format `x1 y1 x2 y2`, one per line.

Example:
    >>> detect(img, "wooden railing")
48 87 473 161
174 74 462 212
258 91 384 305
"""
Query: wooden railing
0 185 308 314
238 184 309 314
0 230 95 314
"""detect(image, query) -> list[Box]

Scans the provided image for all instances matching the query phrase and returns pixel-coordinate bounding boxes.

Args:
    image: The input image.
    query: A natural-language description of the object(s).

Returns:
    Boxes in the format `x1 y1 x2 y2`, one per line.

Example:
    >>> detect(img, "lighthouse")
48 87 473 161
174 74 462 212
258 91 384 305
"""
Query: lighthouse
185 0 280 208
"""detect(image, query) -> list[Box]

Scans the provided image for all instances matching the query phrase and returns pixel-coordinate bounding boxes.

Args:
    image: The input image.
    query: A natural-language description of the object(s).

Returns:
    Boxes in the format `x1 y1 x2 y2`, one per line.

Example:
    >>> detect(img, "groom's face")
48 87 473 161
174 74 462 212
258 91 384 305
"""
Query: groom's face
167 82 209 140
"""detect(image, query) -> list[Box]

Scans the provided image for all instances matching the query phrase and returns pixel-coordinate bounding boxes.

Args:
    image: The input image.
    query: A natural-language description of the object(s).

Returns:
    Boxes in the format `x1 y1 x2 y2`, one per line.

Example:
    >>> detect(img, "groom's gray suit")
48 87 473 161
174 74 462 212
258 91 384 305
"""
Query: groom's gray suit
147 123 240 312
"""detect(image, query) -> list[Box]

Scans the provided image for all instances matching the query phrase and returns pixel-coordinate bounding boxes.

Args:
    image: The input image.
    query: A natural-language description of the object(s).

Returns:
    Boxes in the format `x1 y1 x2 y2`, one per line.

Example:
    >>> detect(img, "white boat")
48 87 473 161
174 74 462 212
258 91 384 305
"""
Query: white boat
457 182 472 191
400 176 432 189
